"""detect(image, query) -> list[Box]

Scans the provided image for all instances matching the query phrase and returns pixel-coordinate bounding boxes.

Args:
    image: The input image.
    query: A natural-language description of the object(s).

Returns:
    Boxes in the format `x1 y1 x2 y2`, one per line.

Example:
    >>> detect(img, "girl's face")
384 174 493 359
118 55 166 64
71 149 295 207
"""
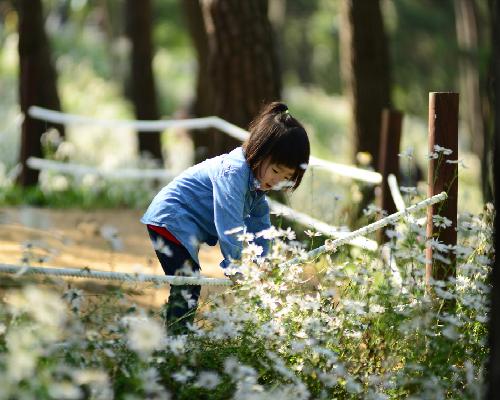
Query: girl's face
257 158 295 191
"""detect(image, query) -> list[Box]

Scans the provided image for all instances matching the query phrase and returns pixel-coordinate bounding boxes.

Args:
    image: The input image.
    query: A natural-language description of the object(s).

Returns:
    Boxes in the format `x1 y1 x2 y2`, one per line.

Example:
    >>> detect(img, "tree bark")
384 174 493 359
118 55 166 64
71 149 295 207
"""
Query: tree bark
454 0 491 201
340 0 391 169
125 0 163 162
487 0 500 397
181 0 214 163
17 0 64 187
200 0 281 157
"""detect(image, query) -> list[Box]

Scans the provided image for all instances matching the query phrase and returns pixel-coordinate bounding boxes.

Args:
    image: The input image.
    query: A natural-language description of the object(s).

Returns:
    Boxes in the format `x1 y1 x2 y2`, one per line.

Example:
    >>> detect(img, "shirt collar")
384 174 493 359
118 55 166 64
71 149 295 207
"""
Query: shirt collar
248 167 262 192
238 147 262 193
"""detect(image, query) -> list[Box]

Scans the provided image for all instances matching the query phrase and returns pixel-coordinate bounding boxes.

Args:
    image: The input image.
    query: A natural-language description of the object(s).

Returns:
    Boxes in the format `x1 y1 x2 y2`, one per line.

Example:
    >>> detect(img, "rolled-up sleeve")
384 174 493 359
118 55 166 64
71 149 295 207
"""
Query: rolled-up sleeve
212 167 246 269
245 196 271 255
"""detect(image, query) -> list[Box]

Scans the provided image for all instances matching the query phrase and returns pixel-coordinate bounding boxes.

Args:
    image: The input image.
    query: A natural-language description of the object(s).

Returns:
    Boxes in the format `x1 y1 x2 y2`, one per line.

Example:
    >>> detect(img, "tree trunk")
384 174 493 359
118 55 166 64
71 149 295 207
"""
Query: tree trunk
340 0 391 169
181 0 214 163
200 0 281 157
487 0 500 397
125 0 163 163
17 0 64 187
454 0 491 201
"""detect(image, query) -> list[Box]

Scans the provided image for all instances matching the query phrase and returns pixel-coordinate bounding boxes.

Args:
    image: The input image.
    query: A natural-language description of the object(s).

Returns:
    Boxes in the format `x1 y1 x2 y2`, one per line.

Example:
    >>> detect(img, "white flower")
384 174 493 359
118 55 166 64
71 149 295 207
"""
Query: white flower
168 335 187 356
41 127 63 148
446 159 466 167
7 286 67 329
237 232 255 242
433 144 453 155
363 204 384 217
194 371 221 389
304 229 322 237
100 225 123 251
400 186 418 195
385 229 401 239
152 237 173 257
434 287 454 300
48 383 82 400
124 315 165 357
369 304 386 314
181 290 197 309
476 255 492 265
345 377 363 394
281 227 296 240
55 141 76 160
256 226 281 239
454 245 473 258
432 215 453 229
242 243 263 258
72 369 109 386
398 147 414 159
318 370 340 389
442 325 460 340
6 333 39 381
172 366 195 383
428 238 450 253
50 175 70 191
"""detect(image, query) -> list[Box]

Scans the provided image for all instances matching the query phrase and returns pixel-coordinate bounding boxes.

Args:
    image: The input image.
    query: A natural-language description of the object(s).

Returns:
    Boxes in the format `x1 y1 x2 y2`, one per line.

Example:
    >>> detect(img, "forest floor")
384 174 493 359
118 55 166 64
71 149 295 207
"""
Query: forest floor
0 207 227 310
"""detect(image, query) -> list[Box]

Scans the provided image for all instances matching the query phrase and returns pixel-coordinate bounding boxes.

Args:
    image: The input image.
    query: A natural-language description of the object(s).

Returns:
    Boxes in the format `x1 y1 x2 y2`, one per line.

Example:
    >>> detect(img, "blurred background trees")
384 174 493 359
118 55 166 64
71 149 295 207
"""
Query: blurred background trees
0 0 495 206
15 0 64 186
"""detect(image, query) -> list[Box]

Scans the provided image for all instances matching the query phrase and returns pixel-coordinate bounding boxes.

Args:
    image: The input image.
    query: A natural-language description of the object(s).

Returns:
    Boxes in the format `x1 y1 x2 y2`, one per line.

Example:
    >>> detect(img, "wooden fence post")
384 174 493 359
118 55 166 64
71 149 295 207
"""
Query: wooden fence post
377 109 403 243
425 92 459 285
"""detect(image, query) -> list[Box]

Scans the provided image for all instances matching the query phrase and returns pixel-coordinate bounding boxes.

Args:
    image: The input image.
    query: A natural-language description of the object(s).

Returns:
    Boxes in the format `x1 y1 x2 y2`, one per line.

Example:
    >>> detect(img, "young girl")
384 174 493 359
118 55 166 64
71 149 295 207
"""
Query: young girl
141 102 310 334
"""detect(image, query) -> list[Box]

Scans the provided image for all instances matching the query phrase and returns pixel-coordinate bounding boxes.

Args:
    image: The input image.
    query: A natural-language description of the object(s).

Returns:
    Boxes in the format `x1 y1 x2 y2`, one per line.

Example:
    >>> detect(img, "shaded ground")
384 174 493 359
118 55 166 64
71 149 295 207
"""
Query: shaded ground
0 206 228 309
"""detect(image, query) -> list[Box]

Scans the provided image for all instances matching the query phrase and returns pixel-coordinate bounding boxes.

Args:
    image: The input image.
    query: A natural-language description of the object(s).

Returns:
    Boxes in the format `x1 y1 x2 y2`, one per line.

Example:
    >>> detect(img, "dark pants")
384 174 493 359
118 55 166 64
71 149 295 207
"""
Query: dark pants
147 227 201 335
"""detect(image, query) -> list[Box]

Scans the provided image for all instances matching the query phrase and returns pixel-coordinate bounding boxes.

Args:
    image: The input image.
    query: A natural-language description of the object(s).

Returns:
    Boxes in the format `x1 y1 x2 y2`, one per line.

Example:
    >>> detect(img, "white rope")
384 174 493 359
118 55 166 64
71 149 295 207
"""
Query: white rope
27 157 176 180
387 174 425 225
267 198 378 251
27 106 382 184
280 192 447 268
0 193 446 287
0 263 232 286
387 174 406 212
380 243 406 293
309 156 381 184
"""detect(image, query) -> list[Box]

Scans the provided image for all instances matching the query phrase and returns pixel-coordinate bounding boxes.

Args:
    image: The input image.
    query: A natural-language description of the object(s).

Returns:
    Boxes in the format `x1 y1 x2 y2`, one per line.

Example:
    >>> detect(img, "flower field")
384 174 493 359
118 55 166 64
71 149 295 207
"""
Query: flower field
0 201 491 399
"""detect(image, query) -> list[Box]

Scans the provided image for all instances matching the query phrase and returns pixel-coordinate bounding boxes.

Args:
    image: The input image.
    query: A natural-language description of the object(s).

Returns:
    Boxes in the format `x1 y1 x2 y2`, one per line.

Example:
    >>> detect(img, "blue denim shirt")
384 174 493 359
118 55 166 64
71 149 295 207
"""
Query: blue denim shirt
141 147 271 269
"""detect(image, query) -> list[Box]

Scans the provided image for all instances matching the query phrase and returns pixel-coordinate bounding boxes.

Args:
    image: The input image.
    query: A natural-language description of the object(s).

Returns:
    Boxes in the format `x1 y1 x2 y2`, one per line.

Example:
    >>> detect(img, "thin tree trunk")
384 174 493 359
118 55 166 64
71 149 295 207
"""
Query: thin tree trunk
201 0 281 156
17 0 64 187
487 0 500 397
454 0 491 201
181 0 214 163
340 0 391 169
125 0 163 162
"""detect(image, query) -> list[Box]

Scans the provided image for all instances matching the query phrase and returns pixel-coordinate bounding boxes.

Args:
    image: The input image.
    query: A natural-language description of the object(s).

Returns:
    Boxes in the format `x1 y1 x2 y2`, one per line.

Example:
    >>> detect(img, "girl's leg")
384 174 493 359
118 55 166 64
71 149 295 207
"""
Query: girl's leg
147 228 201 334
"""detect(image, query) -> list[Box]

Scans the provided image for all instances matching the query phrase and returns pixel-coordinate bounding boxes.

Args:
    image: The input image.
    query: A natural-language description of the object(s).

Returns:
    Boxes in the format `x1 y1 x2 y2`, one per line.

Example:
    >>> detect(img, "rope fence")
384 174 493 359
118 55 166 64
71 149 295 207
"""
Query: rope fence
27 157 176 180
387 173 425 225
267 198 378 251
281 191 447 268
28 106 382 184
0 191 446 286
0 263 233 286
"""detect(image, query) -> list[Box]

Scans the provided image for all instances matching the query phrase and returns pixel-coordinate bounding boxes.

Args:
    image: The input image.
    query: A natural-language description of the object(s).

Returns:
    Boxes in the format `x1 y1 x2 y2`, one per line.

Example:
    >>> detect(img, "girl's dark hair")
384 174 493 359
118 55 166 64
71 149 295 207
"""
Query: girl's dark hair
243 101 310 190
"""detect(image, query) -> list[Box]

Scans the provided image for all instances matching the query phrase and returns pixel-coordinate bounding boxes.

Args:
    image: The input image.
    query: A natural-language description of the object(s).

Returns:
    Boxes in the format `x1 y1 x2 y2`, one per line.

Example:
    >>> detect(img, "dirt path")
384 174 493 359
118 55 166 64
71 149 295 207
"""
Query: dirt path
0 207 228 309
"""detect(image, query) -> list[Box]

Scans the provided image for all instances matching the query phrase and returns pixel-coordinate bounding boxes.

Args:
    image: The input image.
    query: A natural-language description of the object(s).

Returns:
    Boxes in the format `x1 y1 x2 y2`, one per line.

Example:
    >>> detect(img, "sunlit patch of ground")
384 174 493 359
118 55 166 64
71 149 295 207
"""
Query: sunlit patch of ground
0 207 227 310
